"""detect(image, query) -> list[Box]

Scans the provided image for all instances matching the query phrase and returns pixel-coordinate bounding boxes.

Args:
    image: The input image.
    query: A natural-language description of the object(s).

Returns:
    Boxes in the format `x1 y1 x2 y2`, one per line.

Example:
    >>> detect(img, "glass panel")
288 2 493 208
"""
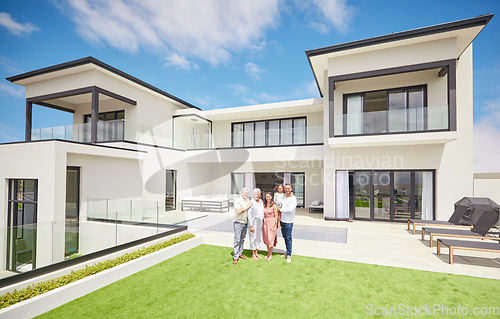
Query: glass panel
415 172 422 220
373 172 391 220
393 172 411 221
105 112 115 121
420 171 434 220
243 122 254 147
388 90 407 132
65 168 79 219
65 219 79 259
291 173 305 207
281 119 292 145
293 118 306 144
364 91 387 134
255 121 266 146
354 172 371 219
116 110 125 120
408 88 425 131
231 173 245 195
166 170 176 211
268 120 280 146
346 95 363 135
232 124 243 147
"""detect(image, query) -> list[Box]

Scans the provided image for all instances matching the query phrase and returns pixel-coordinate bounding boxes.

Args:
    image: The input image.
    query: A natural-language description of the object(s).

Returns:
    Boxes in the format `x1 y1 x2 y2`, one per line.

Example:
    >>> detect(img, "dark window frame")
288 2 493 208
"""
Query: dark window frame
7 179 38 271
341 84 428 136
231 116 307 148
84 110 125 123
349 169 435 222
165 169 177 211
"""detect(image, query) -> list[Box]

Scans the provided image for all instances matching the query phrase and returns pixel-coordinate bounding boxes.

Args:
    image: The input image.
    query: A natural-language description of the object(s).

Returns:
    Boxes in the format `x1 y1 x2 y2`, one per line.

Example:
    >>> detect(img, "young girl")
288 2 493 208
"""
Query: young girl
273 184 285 228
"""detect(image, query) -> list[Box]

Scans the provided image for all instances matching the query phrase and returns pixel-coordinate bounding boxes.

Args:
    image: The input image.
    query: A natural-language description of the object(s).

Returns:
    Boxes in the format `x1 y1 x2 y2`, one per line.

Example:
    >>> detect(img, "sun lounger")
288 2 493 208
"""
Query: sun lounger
422 211 500 247
407 205 471 235
437 238 500 264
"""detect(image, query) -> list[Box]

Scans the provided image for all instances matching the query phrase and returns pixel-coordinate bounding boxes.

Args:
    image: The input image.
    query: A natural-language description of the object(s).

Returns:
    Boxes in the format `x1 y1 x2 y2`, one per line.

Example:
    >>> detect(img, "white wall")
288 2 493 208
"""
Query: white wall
474 178 500 205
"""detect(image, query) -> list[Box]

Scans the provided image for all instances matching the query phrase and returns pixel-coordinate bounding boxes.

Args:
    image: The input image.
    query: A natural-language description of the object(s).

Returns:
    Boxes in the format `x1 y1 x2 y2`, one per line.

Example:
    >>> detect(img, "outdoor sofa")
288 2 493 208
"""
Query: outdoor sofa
309 200 324 213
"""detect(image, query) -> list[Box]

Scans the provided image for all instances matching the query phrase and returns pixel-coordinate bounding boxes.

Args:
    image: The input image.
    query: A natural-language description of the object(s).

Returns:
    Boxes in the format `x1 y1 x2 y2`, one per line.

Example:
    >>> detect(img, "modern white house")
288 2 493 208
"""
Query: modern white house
0 14 495 275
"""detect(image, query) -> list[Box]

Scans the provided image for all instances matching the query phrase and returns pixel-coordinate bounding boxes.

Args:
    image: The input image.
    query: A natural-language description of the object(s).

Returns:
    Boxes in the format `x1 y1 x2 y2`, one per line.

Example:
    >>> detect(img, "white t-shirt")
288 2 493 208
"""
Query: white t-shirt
280 194 297 223
233 196 249 224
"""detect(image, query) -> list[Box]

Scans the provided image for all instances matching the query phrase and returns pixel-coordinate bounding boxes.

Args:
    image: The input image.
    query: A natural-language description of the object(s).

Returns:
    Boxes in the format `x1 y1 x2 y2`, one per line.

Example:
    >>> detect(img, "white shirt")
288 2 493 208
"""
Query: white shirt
233 196 249 224
280 194 297 223
247 199 264 227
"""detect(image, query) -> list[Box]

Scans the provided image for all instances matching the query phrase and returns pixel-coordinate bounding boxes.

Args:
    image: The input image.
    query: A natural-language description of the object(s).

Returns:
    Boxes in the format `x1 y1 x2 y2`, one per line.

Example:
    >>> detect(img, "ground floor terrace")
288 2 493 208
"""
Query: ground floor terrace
187 209 500 280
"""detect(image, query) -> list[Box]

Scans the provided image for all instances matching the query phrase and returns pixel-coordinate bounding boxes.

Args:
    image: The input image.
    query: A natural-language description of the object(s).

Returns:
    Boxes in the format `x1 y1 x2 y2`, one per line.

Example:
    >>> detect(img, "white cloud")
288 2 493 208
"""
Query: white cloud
0 82 24 98
0 123 22 143
244 62 263 80
0 12 39 36
164 54 197 70
227 84 249 96
0 55 21 74
63 0 279 66
474 98 500 173
294 0 355 34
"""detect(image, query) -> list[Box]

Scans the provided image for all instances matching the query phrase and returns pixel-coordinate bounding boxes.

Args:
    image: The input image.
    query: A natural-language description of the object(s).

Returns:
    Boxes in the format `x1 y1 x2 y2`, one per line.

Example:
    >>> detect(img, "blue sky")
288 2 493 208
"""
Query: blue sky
1 0 499 171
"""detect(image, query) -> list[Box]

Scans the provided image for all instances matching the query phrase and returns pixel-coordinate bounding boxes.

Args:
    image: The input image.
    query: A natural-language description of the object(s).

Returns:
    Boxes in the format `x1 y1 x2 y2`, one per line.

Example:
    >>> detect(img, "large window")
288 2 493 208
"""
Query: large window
231 172 305 207
84 110 125 123
65 167 80 259
165 170 177 211
232 117 307 147
349 170 434 221
341 85 428 136
84 110 125 142
7 179 38 271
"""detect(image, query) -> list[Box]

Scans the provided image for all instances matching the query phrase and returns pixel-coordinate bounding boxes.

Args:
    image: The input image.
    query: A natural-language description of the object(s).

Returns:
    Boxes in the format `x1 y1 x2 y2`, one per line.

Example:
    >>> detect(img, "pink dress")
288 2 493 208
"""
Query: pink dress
262 205 278 247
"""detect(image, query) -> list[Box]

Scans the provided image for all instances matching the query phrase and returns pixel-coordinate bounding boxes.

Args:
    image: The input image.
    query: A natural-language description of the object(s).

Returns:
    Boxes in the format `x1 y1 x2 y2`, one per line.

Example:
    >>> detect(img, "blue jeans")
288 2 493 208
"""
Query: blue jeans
280 221 293 256
233 222 248 259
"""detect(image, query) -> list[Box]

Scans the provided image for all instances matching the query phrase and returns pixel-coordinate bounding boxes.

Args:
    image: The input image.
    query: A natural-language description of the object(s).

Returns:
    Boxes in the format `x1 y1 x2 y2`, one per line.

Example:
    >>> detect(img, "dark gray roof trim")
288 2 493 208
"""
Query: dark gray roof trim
305 14 493 98
306 14 493 57
6 56 201 110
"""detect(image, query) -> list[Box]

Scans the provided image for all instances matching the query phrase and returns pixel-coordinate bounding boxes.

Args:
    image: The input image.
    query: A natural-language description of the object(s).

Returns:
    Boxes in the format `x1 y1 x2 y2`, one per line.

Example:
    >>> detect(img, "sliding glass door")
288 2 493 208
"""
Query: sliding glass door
350 170 434 221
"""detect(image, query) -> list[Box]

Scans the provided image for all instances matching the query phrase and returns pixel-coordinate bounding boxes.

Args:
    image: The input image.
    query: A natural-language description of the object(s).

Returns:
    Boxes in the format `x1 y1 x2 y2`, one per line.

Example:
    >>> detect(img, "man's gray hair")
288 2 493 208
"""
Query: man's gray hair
253 188 261 195
240 188 250 195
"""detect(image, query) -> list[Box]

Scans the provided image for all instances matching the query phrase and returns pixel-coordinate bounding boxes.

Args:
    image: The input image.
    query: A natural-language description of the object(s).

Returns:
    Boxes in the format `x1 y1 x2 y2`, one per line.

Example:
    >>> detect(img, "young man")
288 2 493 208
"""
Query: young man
280 183 297 263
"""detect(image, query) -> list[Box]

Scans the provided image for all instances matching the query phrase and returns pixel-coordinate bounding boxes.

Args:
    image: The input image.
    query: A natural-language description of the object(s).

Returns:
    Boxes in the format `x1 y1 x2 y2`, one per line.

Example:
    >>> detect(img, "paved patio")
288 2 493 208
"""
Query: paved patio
186 208 500 280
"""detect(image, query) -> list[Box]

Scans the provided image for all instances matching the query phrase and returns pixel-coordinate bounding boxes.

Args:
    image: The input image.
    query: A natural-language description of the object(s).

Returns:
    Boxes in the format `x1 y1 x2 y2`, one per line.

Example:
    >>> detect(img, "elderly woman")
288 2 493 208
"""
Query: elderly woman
247 188 265 260
232 188 253 264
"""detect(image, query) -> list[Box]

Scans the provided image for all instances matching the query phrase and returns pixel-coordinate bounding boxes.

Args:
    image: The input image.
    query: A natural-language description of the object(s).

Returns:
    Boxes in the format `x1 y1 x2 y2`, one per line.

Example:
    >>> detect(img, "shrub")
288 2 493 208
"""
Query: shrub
0 233 195 309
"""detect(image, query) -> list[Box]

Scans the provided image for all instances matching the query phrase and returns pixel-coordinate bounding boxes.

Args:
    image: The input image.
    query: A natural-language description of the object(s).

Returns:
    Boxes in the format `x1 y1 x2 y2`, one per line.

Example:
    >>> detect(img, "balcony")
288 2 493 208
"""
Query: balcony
31 120 172 147
334 105 449 137
330 105 456 148
174 125 324 150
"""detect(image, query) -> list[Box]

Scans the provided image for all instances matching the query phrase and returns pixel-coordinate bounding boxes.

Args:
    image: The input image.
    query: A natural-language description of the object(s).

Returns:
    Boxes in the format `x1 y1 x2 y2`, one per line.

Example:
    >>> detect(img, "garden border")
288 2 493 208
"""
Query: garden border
0 235 202 319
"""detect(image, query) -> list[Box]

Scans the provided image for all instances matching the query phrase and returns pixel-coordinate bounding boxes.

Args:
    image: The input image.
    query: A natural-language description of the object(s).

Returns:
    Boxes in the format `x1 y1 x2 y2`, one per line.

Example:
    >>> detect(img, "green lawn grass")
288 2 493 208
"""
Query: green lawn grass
39 245 499 318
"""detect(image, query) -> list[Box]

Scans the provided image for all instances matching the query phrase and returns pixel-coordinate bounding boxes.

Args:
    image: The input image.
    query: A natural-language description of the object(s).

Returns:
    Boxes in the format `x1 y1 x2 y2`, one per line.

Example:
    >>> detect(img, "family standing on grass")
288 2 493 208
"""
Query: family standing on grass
232 184 297 265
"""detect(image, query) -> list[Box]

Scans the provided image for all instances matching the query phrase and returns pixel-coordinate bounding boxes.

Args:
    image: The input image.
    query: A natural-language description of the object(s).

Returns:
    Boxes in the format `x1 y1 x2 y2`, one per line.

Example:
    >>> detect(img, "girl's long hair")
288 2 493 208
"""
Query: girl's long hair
264 192 275 207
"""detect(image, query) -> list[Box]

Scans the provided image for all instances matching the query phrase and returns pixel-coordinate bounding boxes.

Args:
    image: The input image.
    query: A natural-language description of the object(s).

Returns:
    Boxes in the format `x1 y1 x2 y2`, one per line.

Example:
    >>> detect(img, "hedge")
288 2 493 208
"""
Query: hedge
0 233 195 309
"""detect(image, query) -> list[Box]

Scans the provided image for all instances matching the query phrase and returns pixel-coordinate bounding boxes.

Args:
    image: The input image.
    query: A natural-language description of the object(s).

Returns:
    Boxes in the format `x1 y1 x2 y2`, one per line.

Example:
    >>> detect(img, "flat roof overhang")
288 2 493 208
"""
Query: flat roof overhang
306 14 494 97
6 56 201 110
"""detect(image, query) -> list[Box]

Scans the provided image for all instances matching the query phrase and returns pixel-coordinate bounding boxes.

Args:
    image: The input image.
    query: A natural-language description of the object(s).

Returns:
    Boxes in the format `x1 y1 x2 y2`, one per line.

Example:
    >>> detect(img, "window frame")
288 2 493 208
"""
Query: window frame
231 116 307 148
340 84 430 136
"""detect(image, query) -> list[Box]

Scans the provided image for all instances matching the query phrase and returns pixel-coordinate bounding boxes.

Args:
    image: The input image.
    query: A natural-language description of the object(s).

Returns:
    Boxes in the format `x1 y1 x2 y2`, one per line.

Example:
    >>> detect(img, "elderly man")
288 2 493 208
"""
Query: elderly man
280 183 297 263
232 188 253 264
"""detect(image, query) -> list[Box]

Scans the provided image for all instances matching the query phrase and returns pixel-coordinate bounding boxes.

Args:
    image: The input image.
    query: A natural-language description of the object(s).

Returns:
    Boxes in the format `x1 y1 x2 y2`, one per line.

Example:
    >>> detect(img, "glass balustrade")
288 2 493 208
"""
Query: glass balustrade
334 105 449 136
0 198 188 279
